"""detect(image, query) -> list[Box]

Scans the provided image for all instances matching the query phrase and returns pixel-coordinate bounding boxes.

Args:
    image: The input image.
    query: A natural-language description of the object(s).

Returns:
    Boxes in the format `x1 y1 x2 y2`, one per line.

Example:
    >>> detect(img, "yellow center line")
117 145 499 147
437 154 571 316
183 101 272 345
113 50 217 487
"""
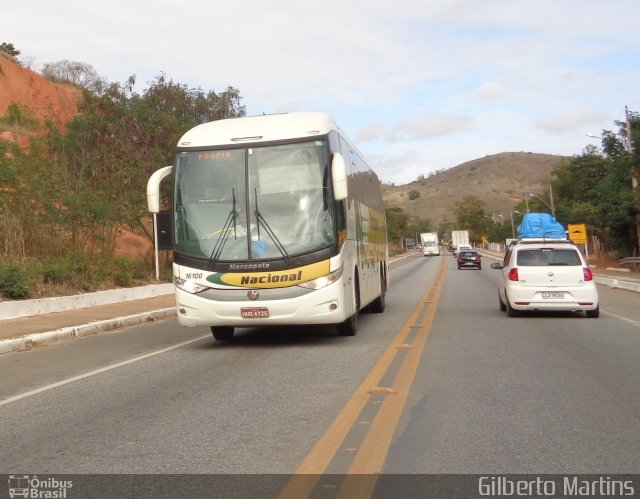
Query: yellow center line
278 257 446 499
337 267 445 498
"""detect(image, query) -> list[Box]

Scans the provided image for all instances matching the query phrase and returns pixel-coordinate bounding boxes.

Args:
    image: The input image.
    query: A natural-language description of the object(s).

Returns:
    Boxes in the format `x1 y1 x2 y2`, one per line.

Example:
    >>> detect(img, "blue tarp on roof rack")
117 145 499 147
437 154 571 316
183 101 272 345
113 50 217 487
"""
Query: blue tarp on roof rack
517 213 566 239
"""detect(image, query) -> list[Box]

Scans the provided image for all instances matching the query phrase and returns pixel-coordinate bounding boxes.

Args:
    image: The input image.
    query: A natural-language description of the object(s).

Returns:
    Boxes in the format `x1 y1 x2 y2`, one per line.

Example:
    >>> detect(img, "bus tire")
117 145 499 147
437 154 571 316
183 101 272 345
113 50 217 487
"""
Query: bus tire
337 273 360 336
337 312 358 336
369 267 386 314
211 326 234 341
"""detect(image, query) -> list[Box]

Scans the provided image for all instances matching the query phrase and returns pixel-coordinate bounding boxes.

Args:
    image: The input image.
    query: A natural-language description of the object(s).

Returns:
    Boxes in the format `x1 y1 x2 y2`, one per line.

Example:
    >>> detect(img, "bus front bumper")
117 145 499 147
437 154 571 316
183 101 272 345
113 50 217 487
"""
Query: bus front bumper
173 281 351 328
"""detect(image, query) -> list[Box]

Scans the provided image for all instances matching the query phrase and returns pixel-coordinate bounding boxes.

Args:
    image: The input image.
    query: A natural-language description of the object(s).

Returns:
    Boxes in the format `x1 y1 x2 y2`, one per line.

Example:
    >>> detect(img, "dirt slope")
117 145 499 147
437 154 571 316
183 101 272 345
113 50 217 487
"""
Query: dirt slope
0 54 81 131
0 54 150 258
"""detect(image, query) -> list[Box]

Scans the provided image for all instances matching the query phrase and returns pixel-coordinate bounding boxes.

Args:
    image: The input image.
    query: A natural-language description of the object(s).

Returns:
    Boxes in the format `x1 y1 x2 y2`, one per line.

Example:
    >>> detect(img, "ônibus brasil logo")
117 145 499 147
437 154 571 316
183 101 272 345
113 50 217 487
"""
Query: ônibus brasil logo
8 475 73 498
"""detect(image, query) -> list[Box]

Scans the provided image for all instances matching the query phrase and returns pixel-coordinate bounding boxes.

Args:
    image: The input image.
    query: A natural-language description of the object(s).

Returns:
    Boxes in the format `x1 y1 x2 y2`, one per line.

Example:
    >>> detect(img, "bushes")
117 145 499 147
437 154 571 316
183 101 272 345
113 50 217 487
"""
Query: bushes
0 254 152 300
41 258 72 283
0 262 34 299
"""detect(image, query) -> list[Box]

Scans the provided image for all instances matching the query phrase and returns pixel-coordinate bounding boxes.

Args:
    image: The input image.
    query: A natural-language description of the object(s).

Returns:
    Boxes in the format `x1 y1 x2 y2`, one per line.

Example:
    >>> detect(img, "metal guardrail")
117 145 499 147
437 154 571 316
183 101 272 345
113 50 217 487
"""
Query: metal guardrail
619 257 640 269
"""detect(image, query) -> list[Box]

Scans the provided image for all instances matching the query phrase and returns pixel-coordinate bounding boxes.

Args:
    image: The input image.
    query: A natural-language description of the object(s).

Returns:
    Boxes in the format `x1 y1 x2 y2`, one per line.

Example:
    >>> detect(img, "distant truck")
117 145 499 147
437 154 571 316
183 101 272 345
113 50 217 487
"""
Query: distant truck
420 232 440 256
451 230 470 254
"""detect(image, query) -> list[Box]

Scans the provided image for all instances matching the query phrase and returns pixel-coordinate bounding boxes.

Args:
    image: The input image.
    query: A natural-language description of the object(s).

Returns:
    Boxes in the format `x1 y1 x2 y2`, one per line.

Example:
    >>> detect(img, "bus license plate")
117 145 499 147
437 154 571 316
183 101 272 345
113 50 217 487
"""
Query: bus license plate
241 307 269 318
541 292 564 299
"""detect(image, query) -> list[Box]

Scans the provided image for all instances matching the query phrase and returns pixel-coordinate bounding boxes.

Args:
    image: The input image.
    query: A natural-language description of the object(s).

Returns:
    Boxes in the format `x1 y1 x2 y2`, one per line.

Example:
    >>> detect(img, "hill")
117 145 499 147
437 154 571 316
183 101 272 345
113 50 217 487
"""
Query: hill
382 152 567 226
0 55 149 260
0 53 81 137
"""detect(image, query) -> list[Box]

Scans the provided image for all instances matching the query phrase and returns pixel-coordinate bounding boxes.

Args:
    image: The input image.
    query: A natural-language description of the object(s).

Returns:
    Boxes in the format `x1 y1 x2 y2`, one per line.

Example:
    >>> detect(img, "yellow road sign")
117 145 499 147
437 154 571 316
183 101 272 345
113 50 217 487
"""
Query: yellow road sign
568 224 587 244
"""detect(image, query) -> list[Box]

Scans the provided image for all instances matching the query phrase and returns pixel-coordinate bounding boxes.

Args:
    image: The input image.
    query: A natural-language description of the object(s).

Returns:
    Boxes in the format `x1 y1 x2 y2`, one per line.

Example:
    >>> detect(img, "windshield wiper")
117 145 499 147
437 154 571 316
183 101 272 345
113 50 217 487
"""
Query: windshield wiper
253 189 293 265
322 163 329 211
176 202 189 240
208 189 239 266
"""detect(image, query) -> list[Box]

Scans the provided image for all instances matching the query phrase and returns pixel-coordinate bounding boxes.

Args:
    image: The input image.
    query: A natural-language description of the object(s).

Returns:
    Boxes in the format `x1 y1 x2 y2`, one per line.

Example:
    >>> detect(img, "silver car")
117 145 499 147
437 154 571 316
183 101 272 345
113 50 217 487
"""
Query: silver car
491 239 599 318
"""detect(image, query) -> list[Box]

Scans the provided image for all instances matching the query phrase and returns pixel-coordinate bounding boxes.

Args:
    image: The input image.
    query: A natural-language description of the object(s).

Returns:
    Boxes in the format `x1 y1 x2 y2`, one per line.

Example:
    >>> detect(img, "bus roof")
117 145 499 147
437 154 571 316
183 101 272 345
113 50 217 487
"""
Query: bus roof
178 112 341 148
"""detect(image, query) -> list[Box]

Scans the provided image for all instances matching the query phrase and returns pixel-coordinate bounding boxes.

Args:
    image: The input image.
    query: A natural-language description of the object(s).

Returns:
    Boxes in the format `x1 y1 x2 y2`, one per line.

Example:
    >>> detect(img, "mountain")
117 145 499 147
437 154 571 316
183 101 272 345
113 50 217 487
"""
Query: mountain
381 152 567 225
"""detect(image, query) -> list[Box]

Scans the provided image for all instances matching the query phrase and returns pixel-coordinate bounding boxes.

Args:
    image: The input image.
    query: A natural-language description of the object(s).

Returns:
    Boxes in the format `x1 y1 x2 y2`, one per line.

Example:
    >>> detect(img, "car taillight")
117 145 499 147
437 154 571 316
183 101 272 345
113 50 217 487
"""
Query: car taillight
508 268 519 281
583 267 593 281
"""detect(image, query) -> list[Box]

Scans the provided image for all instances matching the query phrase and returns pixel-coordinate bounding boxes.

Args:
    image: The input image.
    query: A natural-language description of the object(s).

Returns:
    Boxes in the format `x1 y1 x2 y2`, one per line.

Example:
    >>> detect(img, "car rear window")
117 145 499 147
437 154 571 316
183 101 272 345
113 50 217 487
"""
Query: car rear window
460 251 477 257
516 249 582 266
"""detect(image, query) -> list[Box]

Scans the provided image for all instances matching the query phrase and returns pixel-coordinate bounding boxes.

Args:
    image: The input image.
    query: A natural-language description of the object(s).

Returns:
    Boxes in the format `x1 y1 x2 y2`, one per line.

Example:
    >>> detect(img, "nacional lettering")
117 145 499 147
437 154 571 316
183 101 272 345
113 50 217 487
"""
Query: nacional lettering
240 271 302 285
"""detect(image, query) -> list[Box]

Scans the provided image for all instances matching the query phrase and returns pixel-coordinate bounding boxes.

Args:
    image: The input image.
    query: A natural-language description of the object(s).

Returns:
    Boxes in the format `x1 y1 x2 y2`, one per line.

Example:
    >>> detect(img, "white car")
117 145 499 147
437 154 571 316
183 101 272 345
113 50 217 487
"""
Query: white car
454 243 472 257
490 239 599 318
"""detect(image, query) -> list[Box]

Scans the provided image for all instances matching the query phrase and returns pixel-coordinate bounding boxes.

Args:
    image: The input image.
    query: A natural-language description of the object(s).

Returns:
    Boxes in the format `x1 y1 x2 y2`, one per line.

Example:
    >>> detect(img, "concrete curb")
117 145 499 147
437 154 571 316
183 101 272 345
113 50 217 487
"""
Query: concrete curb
0 307 176 355
593 276 640 294
0 283 174 320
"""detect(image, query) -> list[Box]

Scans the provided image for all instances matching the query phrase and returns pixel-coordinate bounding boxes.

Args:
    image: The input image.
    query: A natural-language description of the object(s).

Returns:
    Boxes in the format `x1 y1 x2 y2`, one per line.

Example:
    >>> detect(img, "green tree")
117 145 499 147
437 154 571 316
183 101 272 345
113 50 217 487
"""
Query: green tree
552 112 640 255
408 189 421 200
408 218 432 235
0 42 20 58
385 207 409 243
453 195 489 244
43 74 246 258
0 102 39 130
484 220 514 243
41 60 107 92
0 70 247 291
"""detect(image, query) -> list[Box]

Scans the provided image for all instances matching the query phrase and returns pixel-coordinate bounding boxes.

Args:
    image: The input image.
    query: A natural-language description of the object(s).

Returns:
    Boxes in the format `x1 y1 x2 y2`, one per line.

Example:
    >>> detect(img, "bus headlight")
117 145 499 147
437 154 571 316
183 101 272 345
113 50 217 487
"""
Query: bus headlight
298 267 343 290
174 277 209 294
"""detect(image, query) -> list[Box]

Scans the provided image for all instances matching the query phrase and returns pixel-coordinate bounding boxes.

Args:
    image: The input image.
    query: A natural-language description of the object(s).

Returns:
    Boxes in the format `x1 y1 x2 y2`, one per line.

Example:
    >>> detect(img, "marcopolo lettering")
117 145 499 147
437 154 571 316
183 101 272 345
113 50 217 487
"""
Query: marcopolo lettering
240 271 302 286
229 262 270 271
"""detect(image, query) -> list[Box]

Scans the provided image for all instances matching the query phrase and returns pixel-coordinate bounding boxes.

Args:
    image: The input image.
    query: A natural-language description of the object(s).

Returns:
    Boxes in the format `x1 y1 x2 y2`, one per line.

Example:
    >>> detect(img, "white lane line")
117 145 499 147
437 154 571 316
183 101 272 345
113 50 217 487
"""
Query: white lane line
0 254 421 407
602 311 640 327
0 335 210 407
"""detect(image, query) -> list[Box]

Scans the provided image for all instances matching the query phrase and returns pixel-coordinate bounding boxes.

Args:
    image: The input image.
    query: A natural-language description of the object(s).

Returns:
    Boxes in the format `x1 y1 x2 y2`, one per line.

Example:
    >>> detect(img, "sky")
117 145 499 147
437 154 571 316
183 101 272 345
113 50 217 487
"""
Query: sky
4 0 640 185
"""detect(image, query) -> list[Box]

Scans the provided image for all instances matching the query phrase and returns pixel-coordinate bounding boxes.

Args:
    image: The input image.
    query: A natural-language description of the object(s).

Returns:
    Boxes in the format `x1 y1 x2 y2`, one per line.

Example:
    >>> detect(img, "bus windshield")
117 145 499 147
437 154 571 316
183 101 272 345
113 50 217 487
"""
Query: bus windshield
173 140 335 262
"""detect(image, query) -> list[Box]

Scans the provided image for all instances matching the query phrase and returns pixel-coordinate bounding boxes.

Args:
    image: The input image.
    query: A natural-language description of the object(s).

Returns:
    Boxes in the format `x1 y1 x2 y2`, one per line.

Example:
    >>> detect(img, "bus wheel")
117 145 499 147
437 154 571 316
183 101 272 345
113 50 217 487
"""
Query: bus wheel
337 311 358 336
337 276 359 336
211 326 234 341
369 268 386 314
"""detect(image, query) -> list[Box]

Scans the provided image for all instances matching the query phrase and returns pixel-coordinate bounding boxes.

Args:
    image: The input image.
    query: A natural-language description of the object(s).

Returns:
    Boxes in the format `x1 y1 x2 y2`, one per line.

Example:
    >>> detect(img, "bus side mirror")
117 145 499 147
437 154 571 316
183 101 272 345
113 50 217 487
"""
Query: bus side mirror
156 211 173 250
332 153 348 201
147 165 173 213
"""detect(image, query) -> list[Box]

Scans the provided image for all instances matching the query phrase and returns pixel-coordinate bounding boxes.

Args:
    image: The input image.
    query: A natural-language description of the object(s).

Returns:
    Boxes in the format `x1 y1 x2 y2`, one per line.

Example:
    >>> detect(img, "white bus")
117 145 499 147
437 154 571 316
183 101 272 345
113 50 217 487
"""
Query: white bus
147 112 388 340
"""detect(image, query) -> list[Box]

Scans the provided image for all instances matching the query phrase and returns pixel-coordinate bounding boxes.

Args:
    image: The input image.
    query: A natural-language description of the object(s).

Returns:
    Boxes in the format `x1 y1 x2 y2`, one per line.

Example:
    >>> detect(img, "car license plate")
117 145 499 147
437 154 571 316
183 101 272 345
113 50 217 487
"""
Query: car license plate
541 292 564 299
241 307 269 318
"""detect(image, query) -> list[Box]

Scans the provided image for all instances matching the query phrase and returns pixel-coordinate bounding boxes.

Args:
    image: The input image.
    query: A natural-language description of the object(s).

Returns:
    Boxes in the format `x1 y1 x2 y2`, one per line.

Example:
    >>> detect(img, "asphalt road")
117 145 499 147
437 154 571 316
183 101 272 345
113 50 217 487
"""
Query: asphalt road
1 253 639 497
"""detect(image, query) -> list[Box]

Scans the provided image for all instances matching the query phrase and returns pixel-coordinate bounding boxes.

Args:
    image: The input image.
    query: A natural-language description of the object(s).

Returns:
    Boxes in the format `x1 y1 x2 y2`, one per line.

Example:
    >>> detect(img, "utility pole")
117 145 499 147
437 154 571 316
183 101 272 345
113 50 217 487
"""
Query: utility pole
627 106 638 189
626 106 640 254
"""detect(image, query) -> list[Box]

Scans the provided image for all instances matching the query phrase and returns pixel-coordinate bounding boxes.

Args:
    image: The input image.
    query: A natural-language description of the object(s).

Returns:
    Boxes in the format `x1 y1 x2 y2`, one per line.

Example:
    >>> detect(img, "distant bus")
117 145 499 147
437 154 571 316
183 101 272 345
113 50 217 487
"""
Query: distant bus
147 112 388 340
